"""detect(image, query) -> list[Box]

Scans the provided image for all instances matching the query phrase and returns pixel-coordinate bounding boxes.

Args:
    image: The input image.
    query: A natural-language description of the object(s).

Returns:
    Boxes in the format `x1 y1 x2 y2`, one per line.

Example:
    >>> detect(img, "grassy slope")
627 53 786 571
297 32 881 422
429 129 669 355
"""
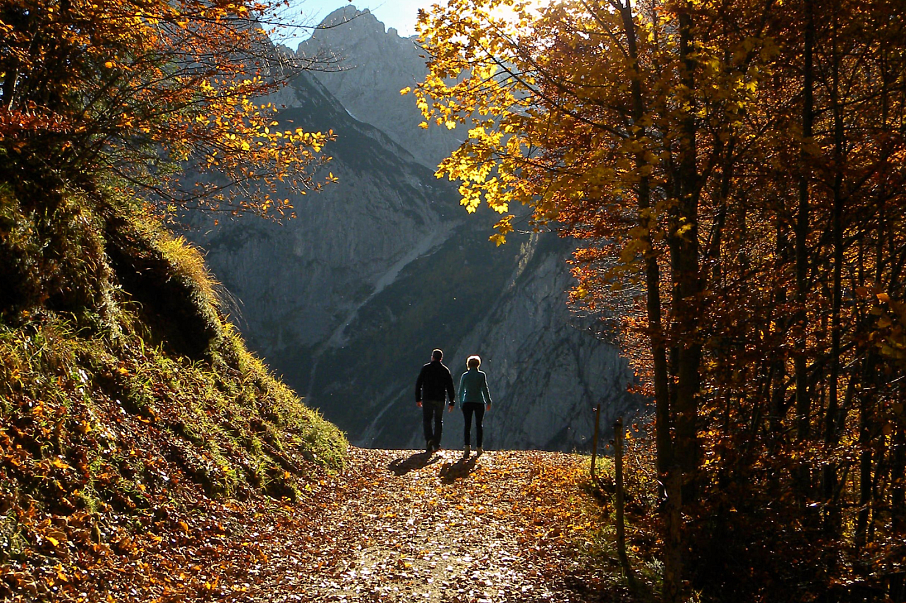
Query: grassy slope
0 184 347 601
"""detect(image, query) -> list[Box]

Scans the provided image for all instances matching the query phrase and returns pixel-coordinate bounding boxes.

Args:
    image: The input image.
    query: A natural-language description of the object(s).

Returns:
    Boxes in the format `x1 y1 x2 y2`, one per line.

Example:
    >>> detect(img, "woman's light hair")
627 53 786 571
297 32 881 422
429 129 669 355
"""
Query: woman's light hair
467 355 481 369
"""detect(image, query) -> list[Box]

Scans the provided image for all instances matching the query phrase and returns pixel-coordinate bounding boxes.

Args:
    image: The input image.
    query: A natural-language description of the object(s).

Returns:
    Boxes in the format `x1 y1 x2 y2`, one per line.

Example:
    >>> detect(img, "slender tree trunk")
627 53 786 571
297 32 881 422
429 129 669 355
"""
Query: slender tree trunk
664 467 683 603
613 418 637 590
772 217 790 442
670 2 702 504
855 355 876 550
824 3 844 537
795 0 815 445
619 0 671 483
618 3 675 599
893 384 905 534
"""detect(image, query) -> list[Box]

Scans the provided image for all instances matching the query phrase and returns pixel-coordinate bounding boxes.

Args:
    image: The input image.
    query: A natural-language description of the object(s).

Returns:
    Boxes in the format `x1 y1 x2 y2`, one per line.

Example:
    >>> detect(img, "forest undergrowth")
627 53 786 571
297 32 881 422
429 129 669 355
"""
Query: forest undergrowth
0 183 348 601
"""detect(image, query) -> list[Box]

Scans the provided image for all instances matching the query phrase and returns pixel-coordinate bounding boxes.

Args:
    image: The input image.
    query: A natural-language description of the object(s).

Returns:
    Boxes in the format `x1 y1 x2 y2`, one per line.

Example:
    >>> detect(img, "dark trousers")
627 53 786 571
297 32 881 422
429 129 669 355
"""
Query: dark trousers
422 399 445 446
462 402 485 447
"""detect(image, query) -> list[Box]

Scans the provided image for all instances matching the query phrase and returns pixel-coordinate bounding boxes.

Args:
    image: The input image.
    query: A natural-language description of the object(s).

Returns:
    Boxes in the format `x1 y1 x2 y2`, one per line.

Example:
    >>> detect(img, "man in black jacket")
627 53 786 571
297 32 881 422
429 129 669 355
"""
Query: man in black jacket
415 348 456 453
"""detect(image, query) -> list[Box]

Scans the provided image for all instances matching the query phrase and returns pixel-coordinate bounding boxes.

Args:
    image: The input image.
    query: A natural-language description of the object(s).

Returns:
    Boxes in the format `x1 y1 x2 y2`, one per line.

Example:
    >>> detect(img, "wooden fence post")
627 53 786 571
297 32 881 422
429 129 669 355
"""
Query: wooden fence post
590 403 602 488
664 466 683 603
614 417 637 589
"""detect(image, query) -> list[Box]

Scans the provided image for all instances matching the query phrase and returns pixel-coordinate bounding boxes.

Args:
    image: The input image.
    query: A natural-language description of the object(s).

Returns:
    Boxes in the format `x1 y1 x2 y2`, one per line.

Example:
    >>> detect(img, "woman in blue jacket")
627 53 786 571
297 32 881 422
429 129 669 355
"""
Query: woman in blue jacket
458 355 492 458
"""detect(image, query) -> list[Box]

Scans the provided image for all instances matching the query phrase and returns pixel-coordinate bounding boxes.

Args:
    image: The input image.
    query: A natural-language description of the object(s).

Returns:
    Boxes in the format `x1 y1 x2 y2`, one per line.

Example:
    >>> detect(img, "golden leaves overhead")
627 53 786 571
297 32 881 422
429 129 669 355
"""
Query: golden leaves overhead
417 2 906 597
0 0 333 217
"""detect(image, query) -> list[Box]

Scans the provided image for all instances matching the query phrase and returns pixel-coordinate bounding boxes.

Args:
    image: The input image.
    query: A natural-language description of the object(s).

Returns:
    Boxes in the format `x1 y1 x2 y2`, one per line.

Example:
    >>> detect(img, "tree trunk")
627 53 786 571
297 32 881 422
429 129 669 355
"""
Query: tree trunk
670 2 702 504
664 467 683 603
824 1 845 538
795 0 815 445
618 2 675 598
613 418 637 590
893 386 905 534
854 357 874 550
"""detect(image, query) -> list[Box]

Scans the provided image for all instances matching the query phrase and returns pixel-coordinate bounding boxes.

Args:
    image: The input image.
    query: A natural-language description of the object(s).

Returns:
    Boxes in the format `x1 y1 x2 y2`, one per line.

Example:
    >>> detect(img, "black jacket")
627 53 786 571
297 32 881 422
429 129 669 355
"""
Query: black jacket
415 360 456 404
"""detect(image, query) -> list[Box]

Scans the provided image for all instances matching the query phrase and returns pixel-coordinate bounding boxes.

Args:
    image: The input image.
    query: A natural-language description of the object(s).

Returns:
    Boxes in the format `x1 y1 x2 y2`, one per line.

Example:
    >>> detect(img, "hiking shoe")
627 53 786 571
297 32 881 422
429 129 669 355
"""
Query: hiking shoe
476 447 483 456
463 445 470 458
426 440 433 453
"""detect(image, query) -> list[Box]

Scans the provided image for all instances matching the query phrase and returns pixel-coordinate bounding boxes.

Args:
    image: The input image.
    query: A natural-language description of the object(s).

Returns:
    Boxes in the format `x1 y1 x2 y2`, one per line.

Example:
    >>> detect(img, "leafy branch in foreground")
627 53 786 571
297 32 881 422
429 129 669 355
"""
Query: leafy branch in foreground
0 0 332 217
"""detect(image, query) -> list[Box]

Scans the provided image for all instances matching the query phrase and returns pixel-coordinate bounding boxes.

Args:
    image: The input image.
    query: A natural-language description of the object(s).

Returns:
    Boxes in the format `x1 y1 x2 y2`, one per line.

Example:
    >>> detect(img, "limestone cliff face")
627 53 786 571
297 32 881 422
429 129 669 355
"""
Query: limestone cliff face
442 236 636 451
297 7 461 169
189 72 460 382
353 233 640 451
187 15 643 451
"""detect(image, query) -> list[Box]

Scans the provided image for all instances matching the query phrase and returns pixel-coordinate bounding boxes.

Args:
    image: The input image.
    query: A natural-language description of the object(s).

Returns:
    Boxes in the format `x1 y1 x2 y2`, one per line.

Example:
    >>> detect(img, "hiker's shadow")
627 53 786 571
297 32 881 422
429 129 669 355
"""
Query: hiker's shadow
388 451 441 476
439 456 478 483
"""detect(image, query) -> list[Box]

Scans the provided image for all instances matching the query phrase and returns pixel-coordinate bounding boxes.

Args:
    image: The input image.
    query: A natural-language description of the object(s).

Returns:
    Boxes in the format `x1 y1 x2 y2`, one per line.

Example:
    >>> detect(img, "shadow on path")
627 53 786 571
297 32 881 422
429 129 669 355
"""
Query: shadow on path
387 451 440 476
439 455 479 483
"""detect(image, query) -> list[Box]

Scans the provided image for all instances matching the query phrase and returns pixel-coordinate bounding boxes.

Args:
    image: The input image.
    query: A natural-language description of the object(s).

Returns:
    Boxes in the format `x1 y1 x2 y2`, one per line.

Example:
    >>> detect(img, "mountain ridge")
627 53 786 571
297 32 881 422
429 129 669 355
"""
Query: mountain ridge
296 6 462 169
186 9 643 451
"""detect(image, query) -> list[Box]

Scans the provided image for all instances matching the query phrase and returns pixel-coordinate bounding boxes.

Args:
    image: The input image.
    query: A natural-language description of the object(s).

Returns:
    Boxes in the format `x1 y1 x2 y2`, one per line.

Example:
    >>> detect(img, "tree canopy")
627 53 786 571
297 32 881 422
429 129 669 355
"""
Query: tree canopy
414 0 906 599
0 0 331 216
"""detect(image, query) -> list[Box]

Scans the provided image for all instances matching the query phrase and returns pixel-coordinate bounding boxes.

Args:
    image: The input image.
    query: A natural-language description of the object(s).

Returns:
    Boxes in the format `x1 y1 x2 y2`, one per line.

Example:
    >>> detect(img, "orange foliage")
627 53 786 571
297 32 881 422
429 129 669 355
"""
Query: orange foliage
416 0 906 599
0 0 330 216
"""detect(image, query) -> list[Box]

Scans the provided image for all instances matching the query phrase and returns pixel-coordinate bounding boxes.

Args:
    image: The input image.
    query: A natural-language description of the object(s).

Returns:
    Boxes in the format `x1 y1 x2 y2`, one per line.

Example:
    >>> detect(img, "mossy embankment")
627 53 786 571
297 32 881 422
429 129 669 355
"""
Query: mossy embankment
0 183 347 600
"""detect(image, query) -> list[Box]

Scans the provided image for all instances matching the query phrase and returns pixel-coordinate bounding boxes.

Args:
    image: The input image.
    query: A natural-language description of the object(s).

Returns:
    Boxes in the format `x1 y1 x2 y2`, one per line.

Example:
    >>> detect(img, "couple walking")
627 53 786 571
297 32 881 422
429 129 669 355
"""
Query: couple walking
415 348 492 458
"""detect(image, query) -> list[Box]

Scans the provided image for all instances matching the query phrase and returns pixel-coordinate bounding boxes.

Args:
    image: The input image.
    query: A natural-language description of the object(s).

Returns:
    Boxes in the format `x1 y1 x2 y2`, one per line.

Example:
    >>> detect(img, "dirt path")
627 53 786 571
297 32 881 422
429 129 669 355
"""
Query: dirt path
58 447 621 602
243 448 615 603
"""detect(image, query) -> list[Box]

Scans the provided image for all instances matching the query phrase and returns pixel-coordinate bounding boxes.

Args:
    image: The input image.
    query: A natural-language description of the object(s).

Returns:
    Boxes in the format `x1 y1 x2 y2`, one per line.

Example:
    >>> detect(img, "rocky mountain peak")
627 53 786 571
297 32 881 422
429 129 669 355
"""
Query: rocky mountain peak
184 11 642 452
313 6 389 40
296 4 461 169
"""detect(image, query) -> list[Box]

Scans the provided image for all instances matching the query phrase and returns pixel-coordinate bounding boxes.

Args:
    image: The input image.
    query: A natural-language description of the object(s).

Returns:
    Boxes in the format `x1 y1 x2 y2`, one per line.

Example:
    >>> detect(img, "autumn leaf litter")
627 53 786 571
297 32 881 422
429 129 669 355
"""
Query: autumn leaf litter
16 448 624 602
241 447 619 603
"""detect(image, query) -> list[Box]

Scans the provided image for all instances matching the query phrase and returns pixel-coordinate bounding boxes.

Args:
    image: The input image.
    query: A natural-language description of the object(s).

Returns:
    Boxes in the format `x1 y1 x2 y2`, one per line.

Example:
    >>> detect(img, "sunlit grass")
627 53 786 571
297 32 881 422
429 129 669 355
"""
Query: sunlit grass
155 234 223 311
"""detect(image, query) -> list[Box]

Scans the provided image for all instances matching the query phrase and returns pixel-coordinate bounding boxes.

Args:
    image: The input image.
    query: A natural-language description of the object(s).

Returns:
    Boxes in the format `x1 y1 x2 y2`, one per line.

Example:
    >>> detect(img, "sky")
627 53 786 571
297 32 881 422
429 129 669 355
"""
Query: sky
271 0 528 51
291 0 430 39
